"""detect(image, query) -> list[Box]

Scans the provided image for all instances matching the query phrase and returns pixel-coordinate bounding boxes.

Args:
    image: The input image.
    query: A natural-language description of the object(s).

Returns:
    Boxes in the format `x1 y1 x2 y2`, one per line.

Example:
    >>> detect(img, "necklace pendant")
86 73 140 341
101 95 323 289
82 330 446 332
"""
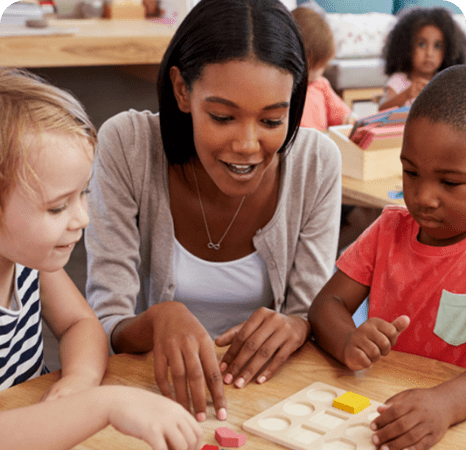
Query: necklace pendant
208 242 221 250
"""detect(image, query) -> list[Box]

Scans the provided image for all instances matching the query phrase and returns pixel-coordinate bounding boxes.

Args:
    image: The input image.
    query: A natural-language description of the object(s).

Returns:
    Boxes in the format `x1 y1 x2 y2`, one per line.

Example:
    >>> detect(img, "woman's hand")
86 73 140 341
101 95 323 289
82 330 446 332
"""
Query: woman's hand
150 302 227 422
342 316 409 370
370 387 452 450
215 308 310 388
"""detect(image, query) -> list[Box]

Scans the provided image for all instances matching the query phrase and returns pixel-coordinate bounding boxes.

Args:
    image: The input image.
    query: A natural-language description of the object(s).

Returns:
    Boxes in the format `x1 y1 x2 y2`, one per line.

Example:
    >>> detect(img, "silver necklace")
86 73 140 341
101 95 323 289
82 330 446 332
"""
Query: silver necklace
191 160 245 250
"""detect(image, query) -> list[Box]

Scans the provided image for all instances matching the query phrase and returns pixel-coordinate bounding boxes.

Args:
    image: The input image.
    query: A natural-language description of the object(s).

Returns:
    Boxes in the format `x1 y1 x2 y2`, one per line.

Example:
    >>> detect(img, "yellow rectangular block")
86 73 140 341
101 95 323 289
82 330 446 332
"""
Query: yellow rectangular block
333 391 370 414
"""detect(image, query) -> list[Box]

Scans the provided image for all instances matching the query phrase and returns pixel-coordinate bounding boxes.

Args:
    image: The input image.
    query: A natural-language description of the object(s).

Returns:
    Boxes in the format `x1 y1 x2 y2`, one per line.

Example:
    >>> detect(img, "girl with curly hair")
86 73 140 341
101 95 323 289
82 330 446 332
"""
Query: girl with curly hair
379 7 465 111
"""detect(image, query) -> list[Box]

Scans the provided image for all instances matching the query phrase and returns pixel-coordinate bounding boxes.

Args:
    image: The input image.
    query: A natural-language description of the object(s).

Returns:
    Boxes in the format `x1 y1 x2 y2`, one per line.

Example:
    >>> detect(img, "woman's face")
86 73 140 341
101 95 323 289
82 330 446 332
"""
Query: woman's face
171 59 294 198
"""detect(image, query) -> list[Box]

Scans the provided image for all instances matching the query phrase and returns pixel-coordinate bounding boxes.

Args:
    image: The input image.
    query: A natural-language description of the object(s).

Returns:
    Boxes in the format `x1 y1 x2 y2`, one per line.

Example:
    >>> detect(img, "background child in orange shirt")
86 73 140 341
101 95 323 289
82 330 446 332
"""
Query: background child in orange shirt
309 65 466 450
292 7 357 131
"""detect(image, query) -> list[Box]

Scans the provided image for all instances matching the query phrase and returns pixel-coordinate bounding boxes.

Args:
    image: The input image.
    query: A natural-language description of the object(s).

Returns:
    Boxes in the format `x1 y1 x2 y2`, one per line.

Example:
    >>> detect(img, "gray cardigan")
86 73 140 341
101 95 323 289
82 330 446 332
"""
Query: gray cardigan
85 110 342 351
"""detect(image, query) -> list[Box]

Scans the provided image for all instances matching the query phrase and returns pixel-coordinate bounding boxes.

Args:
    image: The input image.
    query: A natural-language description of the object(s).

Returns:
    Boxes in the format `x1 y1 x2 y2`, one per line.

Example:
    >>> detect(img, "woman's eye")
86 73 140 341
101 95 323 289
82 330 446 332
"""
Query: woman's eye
81 188 91 196
209 114 233 124
263 118 284 127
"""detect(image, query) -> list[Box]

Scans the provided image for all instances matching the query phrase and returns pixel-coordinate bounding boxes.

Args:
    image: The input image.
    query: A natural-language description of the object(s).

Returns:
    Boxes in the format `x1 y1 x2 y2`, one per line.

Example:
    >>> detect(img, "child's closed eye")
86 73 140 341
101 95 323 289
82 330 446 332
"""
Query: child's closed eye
441 179 462 187
48 204 67 215
403 169 418 178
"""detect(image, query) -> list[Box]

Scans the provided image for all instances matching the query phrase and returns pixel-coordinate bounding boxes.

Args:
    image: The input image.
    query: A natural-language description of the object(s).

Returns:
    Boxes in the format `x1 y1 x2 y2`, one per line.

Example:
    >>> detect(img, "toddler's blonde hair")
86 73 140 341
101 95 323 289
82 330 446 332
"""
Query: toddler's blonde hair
0 68 97 221
291 7 335 69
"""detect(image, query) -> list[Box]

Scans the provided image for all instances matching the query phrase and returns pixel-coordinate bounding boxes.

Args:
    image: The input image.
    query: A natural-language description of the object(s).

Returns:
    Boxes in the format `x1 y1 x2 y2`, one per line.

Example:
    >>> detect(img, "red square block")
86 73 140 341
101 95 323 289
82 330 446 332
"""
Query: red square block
215 427 247 447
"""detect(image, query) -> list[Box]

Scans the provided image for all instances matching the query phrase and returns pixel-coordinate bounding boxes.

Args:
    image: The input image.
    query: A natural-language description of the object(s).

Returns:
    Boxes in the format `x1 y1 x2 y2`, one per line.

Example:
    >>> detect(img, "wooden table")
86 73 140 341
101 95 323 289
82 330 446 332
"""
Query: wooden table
0 18 175 68
1 342 465 449
342 174 404 209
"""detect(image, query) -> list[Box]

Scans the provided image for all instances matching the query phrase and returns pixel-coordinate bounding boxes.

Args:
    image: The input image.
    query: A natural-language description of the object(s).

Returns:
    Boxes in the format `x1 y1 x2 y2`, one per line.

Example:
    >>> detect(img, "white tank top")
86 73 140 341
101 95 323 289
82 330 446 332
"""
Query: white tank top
173 239 273 339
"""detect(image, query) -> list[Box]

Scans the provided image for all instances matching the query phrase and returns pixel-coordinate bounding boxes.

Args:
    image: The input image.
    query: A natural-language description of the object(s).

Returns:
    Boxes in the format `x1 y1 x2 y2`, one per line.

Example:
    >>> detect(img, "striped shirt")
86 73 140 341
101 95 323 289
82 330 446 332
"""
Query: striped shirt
0 264 44 391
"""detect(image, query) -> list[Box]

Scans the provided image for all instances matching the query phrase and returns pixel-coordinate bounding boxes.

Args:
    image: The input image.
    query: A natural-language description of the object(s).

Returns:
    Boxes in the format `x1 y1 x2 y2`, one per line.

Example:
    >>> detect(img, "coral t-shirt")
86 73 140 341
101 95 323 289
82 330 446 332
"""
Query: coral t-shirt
337 206 466 367
300 77 351 132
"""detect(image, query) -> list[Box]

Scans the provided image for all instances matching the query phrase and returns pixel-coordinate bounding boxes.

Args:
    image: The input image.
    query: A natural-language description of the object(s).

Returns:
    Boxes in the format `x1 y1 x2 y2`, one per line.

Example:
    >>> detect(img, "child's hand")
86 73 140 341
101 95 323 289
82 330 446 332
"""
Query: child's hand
370 387 452 450
41 374 99 402
342 113 358 126
108 386 203 450
406 77 429 102
343 315 410 370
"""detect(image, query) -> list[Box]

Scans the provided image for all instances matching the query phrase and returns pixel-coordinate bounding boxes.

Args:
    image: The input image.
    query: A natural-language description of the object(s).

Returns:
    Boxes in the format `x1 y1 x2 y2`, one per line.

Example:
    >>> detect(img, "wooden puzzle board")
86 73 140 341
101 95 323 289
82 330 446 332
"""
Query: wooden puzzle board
242 382 383 450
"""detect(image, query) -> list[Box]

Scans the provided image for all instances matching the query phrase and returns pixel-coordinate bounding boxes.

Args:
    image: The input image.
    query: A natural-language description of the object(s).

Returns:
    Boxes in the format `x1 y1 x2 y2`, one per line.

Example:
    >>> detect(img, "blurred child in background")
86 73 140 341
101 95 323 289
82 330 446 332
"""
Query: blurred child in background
292 7 357 131
379 6 465 111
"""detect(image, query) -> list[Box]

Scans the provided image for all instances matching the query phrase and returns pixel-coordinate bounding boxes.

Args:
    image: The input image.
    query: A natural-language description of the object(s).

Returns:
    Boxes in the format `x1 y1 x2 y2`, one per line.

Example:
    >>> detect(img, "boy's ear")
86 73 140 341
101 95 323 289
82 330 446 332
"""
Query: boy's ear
170 66 191 113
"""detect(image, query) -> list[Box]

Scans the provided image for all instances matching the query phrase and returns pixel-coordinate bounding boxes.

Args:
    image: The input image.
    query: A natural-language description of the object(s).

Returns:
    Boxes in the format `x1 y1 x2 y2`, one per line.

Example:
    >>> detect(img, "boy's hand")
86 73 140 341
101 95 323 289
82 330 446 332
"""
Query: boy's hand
41 374 99 402
343 315 410 370
370 387 451 450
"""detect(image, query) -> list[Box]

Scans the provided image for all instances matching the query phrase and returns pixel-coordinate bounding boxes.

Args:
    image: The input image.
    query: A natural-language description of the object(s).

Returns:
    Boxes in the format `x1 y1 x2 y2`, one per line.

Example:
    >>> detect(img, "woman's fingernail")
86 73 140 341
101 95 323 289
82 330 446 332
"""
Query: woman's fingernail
219 362 228 372
235 377 245 388
196 412 206 422
257 375 266 384
370 422 377 431
224 373 233 384
372 435 379 445
217 408 227 420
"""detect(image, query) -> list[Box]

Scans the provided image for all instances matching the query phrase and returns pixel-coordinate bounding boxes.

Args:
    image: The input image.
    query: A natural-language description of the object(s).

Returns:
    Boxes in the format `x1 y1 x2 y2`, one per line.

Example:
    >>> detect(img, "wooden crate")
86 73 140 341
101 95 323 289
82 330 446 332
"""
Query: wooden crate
328 125 403 181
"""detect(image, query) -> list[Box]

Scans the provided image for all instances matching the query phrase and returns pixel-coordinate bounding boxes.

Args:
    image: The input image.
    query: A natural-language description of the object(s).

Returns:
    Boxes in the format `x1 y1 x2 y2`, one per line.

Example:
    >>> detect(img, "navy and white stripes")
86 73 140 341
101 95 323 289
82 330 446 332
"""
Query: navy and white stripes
0 264 44 391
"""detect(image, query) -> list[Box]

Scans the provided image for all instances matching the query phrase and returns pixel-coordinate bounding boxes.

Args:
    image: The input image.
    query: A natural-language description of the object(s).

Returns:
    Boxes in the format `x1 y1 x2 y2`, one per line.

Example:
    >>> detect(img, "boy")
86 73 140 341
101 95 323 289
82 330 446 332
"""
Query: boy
309 65 466 450
291 7 357 131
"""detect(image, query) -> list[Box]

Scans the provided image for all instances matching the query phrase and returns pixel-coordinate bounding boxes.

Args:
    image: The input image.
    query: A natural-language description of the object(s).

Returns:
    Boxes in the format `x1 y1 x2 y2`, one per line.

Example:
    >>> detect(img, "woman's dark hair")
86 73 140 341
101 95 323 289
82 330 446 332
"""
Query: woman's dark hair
383 7 466 76
157 0 308 165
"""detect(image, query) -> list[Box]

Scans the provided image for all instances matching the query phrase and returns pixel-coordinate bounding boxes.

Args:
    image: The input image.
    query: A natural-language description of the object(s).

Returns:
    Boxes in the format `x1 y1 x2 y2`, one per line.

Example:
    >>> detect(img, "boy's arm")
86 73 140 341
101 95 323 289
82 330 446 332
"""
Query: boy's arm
39 269 108 400
371 371 466 450
308 269 370 363
309 269 409 370
0 385 202 450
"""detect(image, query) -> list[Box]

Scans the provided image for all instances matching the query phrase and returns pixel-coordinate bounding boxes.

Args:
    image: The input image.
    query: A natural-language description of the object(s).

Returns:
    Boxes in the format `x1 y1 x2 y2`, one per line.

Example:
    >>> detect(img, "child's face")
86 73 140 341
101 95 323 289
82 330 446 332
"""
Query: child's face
0 131 94 272
411 25 445 78
401 117 466 246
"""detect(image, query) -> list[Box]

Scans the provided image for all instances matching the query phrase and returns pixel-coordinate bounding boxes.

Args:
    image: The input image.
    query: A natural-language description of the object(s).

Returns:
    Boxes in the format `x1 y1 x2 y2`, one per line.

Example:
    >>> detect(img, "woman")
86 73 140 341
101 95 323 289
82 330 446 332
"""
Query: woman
86 0 341 423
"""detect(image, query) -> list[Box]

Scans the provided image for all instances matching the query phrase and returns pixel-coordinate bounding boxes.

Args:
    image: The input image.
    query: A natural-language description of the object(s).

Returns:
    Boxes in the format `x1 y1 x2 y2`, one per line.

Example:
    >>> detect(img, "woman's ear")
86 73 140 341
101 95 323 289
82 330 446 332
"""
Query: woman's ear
170 66 191 113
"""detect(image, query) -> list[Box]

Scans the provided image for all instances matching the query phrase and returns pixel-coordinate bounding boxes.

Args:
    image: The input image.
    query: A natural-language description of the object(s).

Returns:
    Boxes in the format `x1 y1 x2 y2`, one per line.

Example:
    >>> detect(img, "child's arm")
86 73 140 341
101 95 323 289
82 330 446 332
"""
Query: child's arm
39 269 108 401
379 77 429 111
0 385 202 450
308 269 409 370
371 371 466 450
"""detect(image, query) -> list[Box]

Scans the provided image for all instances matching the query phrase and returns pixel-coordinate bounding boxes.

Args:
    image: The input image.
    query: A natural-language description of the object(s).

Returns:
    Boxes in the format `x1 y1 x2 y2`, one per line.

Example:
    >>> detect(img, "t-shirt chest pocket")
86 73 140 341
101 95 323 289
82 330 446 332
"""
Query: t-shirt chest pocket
434 290 466 346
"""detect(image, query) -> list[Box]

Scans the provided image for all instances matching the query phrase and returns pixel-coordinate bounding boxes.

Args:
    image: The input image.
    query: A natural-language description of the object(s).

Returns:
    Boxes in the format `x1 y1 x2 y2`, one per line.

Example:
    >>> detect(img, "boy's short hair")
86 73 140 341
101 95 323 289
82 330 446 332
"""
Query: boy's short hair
291 7 335 69
407 65 466 134
0 68 97 220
